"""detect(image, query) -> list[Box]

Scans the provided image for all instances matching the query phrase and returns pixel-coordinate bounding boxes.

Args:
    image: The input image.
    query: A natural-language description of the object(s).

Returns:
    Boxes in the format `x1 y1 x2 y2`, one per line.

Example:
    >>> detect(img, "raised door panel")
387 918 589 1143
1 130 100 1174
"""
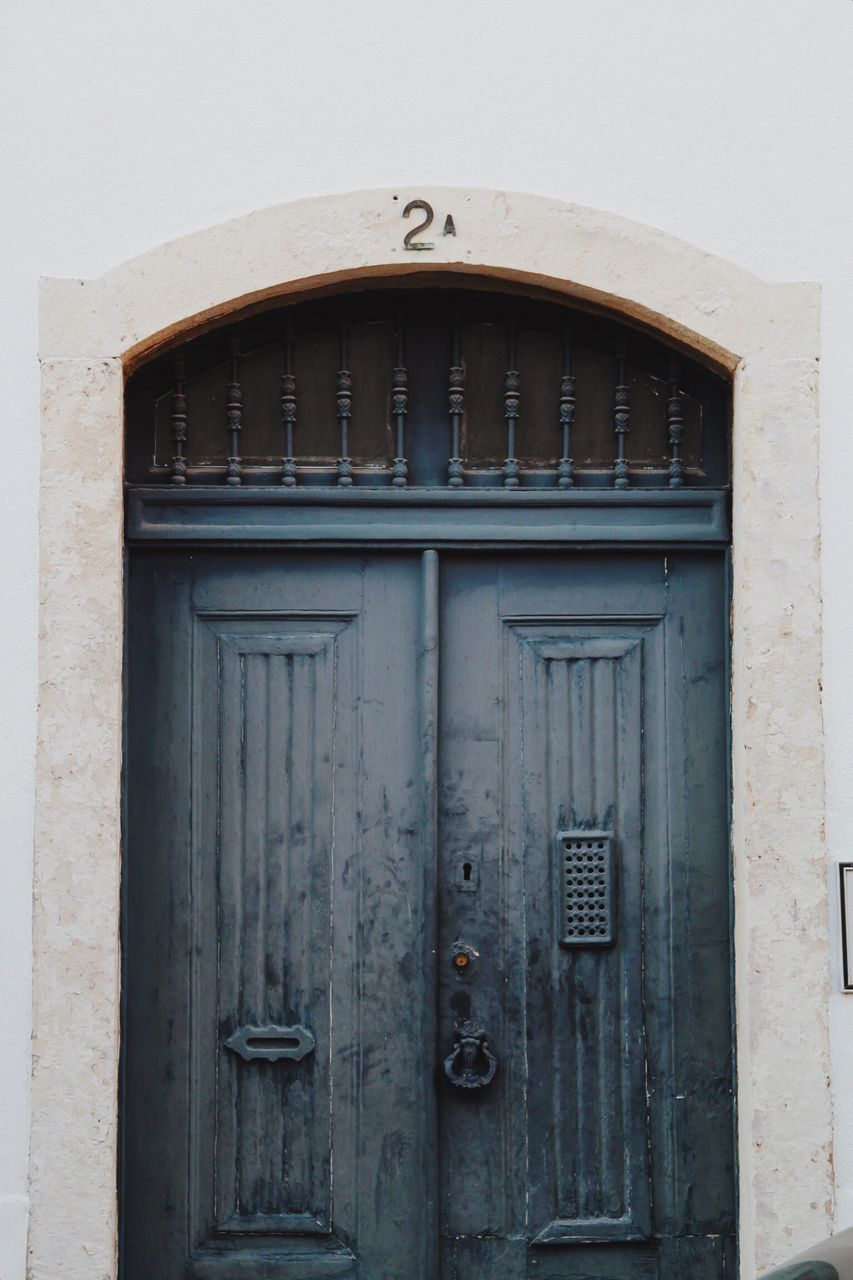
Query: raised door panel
508 622 654 1245
192 616 350 1242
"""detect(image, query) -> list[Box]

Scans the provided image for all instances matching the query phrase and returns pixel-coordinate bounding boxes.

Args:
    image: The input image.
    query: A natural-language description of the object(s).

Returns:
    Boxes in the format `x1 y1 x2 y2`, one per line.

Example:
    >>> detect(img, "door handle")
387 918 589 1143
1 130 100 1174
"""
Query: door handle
443 1021 497 1090
224 1023 315 1063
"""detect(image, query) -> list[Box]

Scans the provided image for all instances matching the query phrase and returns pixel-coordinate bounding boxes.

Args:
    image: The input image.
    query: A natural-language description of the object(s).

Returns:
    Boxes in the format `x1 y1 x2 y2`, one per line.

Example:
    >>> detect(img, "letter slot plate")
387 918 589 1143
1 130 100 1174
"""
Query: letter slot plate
224 1023 315 1063
558 831 616 947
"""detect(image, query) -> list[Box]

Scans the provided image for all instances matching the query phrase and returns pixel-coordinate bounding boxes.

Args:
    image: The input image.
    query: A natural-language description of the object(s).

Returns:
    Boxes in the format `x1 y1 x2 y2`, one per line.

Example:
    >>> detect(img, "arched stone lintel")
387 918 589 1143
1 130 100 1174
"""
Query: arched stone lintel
38 188 818 371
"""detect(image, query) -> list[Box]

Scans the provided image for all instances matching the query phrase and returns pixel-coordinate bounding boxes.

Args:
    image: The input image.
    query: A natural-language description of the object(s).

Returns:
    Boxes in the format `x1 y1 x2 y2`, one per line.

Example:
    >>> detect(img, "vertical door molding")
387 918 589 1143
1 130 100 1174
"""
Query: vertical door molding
33 188 829 1280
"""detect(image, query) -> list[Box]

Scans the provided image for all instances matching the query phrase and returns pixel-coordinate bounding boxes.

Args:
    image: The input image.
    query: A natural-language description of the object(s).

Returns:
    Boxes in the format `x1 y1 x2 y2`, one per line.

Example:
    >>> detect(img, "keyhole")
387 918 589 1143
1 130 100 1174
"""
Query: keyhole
462 862 472 882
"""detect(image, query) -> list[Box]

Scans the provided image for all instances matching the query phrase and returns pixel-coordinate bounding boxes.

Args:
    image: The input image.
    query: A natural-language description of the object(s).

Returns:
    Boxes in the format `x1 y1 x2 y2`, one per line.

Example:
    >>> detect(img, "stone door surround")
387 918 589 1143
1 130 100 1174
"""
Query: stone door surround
32 188 830 1279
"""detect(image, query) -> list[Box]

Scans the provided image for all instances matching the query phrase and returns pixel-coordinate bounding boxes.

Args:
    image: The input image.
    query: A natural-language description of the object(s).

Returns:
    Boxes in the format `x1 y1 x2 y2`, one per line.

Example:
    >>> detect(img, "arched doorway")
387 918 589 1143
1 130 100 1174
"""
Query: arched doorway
31 190 831 1279
121 281 735 1278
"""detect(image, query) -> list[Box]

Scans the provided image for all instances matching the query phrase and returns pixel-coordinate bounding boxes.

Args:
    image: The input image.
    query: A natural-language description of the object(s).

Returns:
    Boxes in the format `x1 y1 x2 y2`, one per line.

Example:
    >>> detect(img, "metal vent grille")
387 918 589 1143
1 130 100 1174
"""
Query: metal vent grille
558 832 615 947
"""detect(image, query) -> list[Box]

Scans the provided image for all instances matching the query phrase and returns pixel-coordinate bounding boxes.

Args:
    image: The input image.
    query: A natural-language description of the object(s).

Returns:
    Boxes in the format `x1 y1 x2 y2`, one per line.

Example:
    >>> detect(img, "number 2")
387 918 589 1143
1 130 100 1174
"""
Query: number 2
402 200 434 251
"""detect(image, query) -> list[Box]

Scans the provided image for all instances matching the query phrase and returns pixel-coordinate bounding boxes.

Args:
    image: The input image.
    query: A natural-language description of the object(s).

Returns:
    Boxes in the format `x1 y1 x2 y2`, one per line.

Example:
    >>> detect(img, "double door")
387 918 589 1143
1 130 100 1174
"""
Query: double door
122 549 735 1279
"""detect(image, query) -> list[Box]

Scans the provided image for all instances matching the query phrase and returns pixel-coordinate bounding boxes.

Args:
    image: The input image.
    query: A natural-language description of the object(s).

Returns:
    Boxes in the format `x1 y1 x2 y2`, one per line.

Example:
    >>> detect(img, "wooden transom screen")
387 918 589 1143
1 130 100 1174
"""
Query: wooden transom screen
125 285 730 491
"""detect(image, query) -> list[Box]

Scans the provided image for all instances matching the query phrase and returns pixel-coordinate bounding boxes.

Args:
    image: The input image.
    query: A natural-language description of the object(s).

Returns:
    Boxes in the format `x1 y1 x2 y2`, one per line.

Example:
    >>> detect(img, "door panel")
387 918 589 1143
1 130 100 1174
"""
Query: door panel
196 615 347 1238
513 620 653 1244
123 552 437 1280
123 549 735 1280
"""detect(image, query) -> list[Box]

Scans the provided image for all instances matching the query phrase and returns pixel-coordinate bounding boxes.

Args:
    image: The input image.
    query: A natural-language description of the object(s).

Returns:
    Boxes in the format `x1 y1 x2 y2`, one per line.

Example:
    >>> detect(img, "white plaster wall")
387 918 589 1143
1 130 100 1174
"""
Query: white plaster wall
3 1 853 1275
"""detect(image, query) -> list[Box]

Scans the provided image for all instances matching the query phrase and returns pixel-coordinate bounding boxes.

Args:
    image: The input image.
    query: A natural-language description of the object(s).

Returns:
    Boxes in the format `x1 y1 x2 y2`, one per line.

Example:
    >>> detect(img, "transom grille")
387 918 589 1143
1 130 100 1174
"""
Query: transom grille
559 832 615 947
125 285 730 489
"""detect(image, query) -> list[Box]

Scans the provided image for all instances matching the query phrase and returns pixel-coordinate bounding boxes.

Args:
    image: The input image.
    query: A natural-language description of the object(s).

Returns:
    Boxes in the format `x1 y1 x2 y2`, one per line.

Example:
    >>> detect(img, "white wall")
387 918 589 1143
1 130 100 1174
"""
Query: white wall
3 1 853 1274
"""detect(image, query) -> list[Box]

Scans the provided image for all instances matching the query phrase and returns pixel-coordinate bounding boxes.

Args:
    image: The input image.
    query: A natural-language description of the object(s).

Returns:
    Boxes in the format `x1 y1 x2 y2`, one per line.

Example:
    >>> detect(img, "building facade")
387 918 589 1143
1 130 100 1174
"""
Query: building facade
3 3 853 1278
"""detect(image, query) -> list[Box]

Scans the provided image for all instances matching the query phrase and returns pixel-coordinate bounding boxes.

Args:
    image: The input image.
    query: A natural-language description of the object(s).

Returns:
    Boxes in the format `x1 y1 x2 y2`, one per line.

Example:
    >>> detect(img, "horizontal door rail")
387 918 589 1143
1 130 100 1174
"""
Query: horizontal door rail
126 486 730 547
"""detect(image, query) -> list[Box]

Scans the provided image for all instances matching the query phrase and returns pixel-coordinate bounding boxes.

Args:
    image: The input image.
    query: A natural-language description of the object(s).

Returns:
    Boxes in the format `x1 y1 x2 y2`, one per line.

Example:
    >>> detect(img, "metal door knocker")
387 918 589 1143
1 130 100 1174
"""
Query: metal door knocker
443 1021 497 1090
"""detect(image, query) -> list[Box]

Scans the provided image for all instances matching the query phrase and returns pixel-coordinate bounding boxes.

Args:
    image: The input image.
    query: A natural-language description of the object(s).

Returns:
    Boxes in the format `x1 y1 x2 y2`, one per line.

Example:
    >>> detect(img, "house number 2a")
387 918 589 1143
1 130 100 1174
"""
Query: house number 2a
402 200 456 250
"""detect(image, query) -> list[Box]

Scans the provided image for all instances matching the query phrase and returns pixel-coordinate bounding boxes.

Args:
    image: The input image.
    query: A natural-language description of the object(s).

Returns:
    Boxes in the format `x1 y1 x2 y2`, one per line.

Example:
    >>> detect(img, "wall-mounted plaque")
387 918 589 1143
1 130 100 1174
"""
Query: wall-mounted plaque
841 864 853 992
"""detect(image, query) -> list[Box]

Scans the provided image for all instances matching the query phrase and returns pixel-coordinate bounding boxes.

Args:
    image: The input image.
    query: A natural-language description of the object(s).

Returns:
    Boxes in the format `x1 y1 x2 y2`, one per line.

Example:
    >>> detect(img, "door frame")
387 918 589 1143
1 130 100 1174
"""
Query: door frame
32 188 829 1280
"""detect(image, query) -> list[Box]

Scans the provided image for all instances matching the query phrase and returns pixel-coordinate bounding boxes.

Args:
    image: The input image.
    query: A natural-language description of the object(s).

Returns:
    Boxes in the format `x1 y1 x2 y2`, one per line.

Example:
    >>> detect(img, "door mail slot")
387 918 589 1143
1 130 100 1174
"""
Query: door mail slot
224 1023 315 1063
558 831 616 948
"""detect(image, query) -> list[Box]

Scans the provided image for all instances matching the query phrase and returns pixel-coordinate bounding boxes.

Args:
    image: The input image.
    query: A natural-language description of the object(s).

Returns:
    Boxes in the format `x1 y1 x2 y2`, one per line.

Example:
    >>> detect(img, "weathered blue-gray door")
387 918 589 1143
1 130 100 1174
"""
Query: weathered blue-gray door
124 551 439 1280
436 552 735 1278
123 547 734 1279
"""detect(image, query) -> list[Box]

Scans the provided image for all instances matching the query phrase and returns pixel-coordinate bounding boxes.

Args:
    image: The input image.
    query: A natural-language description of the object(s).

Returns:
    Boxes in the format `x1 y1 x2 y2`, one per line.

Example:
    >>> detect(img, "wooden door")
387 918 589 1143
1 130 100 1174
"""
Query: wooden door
122 549 735 1279
123 550 439 1280
437 553 736 1278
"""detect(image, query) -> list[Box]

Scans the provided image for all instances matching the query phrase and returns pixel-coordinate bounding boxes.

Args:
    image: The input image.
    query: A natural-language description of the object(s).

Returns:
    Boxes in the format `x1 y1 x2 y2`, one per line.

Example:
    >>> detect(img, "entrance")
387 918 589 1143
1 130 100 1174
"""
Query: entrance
123 547 734 1279
121 285 735 1278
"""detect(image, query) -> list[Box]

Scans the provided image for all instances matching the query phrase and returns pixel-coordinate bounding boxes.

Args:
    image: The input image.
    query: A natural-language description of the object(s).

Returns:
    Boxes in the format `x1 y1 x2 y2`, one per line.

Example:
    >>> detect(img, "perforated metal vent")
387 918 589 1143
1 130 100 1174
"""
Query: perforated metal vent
558 832 615 947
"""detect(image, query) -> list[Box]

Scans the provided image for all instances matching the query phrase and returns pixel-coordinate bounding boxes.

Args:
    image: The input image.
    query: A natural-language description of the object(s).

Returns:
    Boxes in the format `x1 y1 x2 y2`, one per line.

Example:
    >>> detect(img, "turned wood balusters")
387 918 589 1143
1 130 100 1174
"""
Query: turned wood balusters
391 324 408 488
169 353 188 486
447 324 464 488
613 346 630 490
336 329 353 488
141 302 724 489
557 331 575 489
281 322 297 487
502 331 520 489
225 333 243 487
667 357 685 489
